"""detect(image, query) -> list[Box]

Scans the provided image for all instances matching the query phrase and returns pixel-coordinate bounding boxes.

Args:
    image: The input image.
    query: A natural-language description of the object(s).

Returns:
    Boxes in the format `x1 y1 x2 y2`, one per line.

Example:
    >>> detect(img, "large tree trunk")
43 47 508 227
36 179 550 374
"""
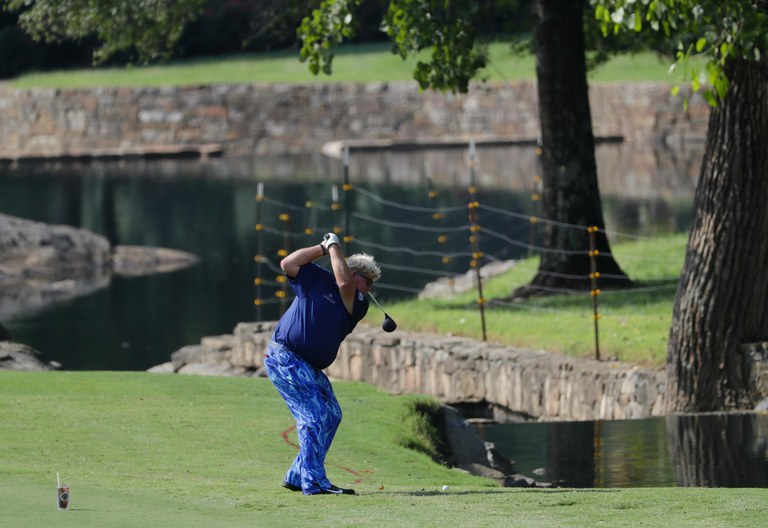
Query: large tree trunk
511 0 630 299
666 58 768 412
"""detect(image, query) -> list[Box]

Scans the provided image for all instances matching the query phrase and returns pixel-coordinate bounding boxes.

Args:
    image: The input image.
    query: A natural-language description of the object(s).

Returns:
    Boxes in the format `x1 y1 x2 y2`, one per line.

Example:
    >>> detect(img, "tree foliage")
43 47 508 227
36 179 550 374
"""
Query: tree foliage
5 0 207 64
592 0 768 105
298 0 490 92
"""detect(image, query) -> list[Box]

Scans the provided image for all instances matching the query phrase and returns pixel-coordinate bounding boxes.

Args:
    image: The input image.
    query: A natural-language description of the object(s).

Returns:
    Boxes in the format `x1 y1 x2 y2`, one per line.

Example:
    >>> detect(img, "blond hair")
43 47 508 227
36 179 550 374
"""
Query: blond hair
346 253 381 282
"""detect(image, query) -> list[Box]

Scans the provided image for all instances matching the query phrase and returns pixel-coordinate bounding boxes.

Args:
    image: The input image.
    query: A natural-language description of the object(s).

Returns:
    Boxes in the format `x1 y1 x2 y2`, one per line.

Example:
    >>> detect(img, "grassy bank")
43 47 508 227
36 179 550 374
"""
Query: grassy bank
2 371 765 528
8 42 679 89
374 233 687 367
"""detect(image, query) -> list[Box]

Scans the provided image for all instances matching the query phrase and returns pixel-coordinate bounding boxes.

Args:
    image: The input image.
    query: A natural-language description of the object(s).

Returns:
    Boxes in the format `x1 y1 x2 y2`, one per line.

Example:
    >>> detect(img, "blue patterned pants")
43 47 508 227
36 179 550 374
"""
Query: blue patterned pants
264 341 342 495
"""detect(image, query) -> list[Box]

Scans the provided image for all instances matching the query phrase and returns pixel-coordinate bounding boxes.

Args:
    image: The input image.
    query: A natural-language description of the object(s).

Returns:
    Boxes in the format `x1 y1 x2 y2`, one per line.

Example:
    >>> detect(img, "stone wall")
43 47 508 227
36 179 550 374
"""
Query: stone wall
0 81 709 159
161 322 768 421
228 321 668 422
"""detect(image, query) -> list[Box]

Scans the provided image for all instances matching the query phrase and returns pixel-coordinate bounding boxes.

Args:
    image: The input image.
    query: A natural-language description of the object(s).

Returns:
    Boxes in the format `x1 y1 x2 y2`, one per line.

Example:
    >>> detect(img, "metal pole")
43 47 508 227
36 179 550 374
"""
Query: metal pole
278 212 291 312
331 184 341 237
342 144 352 249
468 139 487 341
588 226 601 361
254 182 264 320
428 176 454 294
304 198 315 247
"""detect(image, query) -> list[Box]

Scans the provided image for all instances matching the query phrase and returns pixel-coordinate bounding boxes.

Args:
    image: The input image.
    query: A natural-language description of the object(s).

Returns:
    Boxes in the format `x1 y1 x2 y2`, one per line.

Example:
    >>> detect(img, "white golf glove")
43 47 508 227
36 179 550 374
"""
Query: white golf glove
321 233 340 252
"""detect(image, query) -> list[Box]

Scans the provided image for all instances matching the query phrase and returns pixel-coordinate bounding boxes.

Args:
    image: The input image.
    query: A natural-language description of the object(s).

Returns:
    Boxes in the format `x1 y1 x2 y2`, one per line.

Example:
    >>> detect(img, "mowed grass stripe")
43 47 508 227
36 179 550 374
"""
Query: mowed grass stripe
2 371 766 527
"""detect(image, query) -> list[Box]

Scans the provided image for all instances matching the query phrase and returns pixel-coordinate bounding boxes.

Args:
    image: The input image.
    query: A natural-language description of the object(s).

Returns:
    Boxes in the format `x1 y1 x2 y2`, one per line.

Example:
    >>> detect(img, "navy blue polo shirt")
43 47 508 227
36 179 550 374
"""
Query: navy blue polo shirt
272 263 369 370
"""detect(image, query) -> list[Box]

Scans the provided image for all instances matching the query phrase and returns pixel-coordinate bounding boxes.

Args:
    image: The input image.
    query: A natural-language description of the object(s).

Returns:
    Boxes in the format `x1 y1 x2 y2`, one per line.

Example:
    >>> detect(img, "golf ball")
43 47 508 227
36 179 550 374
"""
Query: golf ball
441 485 449 491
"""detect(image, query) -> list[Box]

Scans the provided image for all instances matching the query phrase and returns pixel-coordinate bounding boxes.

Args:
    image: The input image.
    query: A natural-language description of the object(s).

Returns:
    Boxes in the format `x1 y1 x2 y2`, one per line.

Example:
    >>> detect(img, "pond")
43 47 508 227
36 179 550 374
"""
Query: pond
475 413 768 488
0 143 699 371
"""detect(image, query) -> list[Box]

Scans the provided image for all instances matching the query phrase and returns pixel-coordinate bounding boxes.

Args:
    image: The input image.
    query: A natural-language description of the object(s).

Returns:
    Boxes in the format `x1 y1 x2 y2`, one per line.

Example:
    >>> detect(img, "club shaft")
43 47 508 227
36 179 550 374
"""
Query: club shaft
367 292 386 314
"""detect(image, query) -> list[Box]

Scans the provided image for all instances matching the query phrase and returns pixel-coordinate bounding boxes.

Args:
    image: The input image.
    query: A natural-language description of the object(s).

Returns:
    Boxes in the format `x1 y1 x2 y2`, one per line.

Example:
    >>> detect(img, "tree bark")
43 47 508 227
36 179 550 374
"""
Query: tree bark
666 58 768 412
511 0 630 299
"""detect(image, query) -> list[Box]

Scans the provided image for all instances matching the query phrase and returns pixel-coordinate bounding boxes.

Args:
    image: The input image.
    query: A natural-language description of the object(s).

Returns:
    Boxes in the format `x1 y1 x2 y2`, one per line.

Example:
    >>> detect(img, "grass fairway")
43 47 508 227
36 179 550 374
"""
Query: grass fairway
2 371 765 527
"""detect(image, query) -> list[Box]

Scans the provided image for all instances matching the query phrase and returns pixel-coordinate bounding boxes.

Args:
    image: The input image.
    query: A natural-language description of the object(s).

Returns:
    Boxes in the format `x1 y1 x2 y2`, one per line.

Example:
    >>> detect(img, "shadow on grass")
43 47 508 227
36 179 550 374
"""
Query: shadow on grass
436 278 680 312
384 488 622 497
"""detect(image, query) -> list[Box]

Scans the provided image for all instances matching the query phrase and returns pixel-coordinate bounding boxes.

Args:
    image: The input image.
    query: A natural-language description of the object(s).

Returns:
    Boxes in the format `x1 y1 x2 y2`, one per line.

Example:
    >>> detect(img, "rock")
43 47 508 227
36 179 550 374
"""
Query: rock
171 344 231 371
156 337 254 377
0 213 111 282
486 442 517 475
200 334 236 351
177 362 249 377
0 215 198 318
419 259 516 299
147 362 175 374
442 405 490 466
111 245 199 277
456 463 506 481
439 404 552 487
0 341 59 371
503 474 536 488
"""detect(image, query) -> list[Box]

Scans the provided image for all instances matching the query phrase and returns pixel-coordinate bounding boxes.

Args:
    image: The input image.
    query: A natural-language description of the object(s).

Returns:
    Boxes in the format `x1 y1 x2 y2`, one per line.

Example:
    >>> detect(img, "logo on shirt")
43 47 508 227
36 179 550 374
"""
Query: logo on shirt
324 293 336 304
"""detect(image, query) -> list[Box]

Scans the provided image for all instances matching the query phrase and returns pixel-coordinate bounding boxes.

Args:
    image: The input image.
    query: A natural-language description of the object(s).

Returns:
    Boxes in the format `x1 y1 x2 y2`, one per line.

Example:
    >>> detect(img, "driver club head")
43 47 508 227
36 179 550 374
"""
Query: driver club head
368 292 397 333
381 314 397 332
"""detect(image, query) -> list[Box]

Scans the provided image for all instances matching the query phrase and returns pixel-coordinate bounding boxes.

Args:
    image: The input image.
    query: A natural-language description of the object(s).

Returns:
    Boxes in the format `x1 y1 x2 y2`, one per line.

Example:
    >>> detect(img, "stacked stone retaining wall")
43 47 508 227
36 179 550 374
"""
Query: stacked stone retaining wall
0 81 709 159
230 321 668 422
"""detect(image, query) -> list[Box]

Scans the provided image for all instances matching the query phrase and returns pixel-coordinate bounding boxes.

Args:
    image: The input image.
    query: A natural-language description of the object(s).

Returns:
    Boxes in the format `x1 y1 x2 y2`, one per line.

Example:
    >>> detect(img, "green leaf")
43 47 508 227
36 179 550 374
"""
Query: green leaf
695 37 706 52
595 5 607 22
714 77 729 99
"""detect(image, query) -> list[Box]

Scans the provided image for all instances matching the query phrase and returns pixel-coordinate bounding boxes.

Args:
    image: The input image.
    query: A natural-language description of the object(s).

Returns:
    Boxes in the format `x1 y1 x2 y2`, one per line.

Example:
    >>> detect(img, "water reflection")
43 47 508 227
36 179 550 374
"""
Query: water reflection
0 144 698 370
476 413 768 487
668 413 768 487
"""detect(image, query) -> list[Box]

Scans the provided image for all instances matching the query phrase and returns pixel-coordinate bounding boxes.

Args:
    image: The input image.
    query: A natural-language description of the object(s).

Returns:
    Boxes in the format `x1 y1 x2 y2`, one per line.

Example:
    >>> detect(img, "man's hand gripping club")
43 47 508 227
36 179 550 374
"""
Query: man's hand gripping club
321 232 340 254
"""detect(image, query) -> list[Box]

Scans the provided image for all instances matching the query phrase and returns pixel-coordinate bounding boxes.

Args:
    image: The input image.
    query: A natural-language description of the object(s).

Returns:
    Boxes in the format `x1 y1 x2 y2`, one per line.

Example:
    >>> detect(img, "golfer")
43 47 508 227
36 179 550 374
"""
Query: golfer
264 233 381 495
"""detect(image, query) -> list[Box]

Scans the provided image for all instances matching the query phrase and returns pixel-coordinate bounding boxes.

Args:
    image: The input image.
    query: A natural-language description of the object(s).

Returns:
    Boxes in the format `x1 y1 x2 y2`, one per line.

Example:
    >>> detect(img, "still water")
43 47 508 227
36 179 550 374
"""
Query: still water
0 144 698 370
476 413 768 488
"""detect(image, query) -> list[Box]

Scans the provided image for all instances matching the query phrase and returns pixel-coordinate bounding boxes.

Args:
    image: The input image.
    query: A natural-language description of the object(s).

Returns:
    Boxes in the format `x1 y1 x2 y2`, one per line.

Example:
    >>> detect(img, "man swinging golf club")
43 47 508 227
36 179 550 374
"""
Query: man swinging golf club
264 233 381 495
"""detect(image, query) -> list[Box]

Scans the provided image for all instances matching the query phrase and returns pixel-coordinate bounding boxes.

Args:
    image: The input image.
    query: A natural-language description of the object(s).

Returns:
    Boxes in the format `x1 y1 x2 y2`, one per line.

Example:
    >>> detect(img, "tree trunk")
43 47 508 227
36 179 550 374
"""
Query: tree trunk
510 0 630 299
666 58 768 412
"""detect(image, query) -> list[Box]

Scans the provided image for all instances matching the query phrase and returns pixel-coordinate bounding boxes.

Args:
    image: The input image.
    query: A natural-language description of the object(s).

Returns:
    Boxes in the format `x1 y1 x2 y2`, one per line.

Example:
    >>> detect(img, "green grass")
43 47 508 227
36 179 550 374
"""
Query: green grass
8 42 681 89
2 371 765 528
371 233 688 367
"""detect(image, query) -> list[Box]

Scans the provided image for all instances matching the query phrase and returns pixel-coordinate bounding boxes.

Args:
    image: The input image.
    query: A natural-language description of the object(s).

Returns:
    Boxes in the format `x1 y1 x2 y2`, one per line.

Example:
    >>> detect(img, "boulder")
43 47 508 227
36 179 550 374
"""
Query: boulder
0 341 59 371
112 245 198 277
0 214 199 317
0 213 111 282
419 259 516 299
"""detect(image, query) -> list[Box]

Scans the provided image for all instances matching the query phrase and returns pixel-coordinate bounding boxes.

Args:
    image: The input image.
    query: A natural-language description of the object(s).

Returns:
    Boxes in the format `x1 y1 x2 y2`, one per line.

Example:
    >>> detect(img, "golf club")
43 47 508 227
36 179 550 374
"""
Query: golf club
367 292 397 332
